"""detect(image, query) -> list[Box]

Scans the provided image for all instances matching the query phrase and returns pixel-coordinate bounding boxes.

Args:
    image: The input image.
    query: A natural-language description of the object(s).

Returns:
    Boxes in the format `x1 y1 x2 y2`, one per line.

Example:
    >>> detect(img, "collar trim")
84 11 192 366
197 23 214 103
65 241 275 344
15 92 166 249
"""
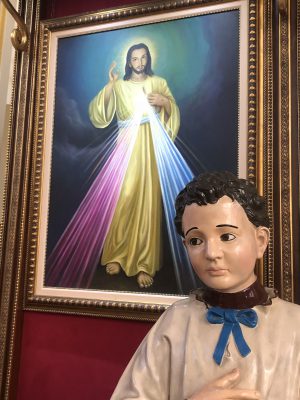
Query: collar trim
192 280 277 309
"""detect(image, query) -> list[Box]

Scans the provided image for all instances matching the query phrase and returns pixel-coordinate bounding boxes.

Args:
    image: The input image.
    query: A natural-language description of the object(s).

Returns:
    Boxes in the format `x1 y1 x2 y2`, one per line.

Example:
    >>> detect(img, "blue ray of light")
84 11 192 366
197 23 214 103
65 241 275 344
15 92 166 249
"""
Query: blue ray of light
144 103 197 293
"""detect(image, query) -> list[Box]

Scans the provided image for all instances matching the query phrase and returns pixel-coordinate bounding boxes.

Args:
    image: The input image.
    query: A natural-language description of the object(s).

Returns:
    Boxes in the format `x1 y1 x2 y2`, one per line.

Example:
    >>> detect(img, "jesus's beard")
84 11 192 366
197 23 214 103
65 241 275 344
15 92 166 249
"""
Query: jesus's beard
131 66 146 74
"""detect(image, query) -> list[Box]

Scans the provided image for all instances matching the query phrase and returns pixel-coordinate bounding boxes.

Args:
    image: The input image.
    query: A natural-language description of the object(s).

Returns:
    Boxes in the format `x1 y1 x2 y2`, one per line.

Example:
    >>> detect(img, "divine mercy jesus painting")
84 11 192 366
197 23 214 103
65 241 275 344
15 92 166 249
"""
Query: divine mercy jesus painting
44 7 243 297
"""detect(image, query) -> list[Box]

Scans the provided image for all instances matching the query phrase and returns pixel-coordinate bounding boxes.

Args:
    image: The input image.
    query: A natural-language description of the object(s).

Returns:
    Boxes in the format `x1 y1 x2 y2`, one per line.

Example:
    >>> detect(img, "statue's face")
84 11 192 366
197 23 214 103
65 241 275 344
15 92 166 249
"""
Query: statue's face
182 196 269 293
129 48 148 74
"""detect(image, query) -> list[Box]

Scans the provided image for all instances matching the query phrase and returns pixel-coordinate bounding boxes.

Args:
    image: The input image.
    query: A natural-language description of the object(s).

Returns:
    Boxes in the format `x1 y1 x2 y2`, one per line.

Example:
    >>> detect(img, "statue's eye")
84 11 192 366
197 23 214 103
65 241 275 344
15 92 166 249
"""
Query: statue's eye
189 237 203 246
220 233 236 242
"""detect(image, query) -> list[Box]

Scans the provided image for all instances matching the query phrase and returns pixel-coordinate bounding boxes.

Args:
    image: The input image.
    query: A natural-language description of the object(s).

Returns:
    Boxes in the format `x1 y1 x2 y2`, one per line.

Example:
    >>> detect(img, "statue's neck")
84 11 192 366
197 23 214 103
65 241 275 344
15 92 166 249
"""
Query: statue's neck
200 279 270 309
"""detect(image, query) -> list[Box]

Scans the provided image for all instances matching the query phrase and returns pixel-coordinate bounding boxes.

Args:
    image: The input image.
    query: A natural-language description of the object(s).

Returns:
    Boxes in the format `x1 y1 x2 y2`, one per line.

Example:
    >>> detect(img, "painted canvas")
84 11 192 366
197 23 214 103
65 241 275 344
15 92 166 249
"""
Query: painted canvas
45 9 240 296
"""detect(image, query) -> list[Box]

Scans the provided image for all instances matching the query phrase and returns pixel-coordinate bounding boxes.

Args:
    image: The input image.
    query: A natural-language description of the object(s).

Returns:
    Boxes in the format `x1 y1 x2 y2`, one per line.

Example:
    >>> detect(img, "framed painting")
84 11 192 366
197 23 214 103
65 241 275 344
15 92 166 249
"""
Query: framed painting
25 0 258 320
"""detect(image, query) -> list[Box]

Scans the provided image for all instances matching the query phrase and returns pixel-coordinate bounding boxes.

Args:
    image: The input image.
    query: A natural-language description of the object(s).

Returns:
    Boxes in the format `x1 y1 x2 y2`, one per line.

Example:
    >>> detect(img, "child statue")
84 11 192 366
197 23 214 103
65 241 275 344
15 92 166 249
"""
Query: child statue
111 171 300 400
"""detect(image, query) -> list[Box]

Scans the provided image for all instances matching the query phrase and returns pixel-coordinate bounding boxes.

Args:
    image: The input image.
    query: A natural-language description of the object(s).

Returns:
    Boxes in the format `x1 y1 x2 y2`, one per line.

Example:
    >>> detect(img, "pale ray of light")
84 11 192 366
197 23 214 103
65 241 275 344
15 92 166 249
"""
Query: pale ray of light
83 126 120 185
46 110 143 288
147 104 198 293
175 136 208 173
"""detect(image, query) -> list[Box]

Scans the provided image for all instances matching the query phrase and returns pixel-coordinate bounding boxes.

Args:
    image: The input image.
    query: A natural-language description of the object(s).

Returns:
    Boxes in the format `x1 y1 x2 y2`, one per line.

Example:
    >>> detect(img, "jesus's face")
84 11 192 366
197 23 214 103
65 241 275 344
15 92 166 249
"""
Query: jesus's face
129 48 148 74
182 196 269 293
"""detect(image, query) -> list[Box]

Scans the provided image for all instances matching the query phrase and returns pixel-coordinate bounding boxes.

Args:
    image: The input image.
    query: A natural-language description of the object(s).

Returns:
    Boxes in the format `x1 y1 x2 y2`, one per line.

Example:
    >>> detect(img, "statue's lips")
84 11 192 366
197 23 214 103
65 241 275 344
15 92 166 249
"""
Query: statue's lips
206 268 228 276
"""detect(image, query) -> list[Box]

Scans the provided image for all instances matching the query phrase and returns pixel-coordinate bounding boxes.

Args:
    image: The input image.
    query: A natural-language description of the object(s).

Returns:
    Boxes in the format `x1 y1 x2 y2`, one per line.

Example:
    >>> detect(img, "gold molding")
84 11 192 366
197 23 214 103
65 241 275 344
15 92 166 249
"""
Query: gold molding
0 4 6 63
1 0 29 51
0 0 37 396
247 0 257 184
278 0 288 16
278 0 293 301
261 0 275 289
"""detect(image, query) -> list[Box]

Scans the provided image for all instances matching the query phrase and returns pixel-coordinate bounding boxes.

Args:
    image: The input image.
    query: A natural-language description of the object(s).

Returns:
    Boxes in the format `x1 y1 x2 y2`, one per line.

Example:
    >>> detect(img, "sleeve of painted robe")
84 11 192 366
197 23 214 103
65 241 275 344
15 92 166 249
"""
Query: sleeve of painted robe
158 78 180 141
110 313 172 399
89 84 117 128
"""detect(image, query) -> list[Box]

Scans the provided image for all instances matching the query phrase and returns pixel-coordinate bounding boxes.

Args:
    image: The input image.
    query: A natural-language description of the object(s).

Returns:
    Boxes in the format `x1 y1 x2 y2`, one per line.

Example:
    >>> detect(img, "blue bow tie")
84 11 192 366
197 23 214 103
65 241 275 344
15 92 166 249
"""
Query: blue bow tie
206 307 258 365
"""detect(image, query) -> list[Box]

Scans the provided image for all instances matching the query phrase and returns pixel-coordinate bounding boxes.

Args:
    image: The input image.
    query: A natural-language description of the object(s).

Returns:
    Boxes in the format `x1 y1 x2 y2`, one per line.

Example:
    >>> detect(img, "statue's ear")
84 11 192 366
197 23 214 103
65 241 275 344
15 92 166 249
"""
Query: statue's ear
255 226 270 259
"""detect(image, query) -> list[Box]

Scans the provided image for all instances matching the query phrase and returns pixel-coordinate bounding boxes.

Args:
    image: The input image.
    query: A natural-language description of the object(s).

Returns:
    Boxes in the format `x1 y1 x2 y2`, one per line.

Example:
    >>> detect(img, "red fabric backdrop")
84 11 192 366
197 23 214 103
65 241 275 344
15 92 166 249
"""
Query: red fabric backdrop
17 1 154 399
40 0 140 19
17 312 152 399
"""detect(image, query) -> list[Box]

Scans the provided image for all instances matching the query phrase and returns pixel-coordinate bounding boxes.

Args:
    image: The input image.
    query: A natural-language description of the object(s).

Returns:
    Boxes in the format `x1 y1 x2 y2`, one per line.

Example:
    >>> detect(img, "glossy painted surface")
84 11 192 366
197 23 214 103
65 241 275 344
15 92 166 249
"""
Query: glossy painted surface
182 197 269 293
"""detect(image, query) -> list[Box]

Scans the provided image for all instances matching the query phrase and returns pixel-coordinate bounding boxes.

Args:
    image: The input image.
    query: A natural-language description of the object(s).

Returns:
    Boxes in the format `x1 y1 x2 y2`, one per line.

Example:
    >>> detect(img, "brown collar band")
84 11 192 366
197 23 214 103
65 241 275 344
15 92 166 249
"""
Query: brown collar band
194 279 274 309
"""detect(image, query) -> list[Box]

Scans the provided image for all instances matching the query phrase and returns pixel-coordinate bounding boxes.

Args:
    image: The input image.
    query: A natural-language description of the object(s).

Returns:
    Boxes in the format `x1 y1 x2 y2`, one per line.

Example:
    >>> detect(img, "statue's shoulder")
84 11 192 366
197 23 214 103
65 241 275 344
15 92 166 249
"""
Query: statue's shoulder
164 294 206 319
153 295 206 336
273 295 300 312
269 295 300 334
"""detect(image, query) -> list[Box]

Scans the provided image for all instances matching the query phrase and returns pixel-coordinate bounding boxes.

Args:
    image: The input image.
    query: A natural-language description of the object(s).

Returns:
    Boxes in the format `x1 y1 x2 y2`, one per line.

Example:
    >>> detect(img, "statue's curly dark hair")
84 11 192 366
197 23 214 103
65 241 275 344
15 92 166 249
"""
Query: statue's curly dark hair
174 171 269 237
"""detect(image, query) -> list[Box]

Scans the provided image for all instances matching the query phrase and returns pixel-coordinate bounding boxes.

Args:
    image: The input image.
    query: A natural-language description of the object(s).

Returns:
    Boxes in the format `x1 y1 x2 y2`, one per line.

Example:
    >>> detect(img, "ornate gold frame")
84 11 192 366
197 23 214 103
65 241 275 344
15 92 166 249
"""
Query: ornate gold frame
24 0 254 319
0 0 298 396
